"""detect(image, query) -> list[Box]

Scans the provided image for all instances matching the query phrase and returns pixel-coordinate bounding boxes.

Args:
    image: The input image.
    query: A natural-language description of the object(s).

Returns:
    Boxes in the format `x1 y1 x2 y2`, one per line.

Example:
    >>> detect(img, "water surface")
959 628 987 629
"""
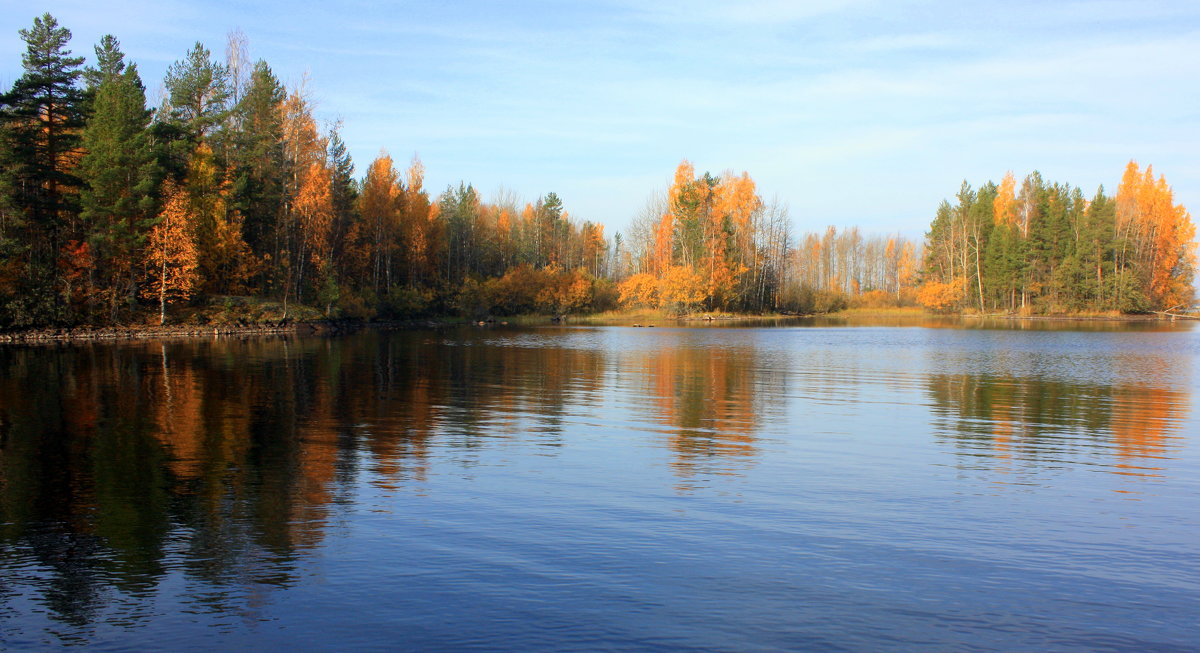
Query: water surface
1 320 1198 650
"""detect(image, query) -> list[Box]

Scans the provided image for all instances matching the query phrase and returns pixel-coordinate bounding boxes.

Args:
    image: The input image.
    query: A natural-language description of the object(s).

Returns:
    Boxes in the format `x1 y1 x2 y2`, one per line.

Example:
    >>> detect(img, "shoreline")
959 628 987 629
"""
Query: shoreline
836 307 1194 322
1 310 1191 345
0 319 449 345
959 313 1191 322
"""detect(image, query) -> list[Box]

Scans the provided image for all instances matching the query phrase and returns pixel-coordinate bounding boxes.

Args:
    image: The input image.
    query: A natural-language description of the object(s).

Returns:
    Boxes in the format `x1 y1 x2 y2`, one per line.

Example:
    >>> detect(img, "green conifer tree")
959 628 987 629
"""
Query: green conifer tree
79 52 161 320
229 60 286 267
0 13 86 324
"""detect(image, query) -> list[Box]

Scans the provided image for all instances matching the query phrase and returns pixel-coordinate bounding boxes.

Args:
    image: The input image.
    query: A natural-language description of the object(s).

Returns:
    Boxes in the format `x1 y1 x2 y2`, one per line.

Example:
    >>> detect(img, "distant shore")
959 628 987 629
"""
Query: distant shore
0 319 452 345
3 307 1194 345
837 307 1193 322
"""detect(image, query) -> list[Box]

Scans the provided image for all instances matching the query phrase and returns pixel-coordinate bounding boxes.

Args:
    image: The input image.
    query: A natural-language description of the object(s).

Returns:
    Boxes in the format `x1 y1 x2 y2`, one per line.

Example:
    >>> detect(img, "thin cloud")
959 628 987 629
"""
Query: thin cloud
1 0 1196 231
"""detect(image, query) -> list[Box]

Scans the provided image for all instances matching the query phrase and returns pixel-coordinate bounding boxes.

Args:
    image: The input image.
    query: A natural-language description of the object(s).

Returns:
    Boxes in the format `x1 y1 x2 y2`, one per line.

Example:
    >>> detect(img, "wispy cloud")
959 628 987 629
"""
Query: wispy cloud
2 0 1197 232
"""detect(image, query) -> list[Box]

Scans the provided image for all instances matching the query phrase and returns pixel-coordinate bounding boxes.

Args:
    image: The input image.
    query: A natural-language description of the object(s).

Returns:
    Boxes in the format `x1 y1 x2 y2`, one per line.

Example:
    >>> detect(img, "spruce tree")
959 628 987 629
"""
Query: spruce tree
82 35 126 91
79 56 160 320
326 124 358 285
229 60 286 263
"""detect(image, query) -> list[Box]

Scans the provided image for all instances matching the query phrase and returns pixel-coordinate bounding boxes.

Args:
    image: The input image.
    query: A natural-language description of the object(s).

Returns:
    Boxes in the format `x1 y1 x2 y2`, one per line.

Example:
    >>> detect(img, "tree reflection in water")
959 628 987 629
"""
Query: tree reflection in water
0 325 1193 637
0 328 785 628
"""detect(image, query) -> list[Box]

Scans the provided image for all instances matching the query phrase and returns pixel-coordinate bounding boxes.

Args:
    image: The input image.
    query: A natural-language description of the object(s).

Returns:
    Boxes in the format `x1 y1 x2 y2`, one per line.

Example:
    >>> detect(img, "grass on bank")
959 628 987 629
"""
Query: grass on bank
835 306 930 318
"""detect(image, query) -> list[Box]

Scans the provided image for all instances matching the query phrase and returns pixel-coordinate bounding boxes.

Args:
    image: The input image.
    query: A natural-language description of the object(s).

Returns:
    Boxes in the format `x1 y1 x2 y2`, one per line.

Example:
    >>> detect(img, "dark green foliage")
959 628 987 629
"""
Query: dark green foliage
441 183 483 284
78 60 161 320
229 60 286 264
926 171 1189 314
163 42 230 140
0 13 86 325
82 34 126 91
159 42 230 177
983 221 1026 310
326 124 358 286
2 13 85 241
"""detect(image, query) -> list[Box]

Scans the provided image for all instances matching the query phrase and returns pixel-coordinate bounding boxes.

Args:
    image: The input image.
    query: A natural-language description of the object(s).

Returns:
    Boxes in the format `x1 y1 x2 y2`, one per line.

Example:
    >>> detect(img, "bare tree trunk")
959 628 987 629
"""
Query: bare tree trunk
973 234 985 310
159 257 167 326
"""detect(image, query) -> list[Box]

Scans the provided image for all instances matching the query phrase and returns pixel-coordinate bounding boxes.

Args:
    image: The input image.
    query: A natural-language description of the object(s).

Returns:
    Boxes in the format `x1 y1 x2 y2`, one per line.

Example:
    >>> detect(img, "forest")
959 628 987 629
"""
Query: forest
920 165 1196 314
0 14 1194 329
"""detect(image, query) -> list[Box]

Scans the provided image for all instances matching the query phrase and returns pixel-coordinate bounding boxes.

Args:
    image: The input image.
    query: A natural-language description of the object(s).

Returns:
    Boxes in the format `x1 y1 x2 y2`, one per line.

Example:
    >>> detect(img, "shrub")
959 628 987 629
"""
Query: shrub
916 278 966 312
336 289 376 321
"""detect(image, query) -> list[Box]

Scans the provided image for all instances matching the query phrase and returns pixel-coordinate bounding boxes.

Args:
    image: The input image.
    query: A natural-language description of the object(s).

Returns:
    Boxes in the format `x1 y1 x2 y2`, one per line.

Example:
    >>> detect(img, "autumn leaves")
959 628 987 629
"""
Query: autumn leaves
1 13 1195 327
918 163 1195 314
620 162 790 314
1116 162 1195 311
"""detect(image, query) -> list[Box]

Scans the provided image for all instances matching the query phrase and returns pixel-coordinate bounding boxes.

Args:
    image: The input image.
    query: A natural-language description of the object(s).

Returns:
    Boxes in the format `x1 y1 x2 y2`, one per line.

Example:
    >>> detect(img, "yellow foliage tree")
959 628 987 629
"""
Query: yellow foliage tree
143 181 200 325
403 156 439 286
359 153 401 291
186 142 251 293
532 265 594 314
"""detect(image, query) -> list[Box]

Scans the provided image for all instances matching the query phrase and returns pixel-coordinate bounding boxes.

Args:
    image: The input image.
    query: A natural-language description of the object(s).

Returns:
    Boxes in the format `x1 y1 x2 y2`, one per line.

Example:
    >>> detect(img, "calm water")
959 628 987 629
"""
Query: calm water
1 320 1198 651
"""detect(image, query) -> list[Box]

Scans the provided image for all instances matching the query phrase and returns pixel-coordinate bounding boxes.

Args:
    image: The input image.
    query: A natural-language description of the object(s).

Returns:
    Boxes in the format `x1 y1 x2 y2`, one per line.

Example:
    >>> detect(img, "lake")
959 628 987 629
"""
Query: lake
2 319 1198 650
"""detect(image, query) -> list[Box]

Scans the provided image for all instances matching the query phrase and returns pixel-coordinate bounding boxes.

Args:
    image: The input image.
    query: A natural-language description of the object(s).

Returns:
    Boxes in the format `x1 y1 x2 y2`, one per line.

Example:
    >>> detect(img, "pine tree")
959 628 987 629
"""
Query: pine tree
164 42 230 139
161 41 230 171
537 191 565 268
441 182 482 286
0 13 86 323
80 34 126 120
1064 187 1115 310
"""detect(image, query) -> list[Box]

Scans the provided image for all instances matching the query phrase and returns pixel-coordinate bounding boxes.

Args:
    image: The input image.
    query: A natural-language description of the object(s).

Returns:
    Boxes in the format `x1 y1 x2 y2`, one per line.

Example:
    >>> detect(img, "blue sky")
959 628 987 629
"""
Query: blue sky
3 0 1197 238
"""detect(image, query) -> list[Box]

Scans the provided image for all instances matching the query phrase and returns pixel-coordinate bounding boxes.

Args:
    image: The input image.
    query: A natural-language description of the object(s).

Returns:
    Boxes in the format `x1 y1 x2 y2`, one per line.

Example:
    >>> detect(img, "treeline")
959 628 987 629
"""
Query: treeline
919 164 1196 313
2 15 1193 329
0 14 615 328
789 227 920 312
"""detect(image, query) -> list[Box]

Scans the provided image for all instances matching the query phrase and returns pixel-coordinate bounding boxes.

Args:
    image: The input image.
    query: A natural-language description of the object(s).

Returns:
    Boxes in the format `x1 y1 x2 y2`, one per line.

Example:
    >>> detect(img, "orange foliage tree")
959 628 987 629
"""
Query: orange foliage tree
358 153 401 293
294 161 334 298
618 272 660 308
658 264 707 314
916 277 966 312
186 142 252 295
1115 161 1196 310
633 161 778 312
143 181 200 324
